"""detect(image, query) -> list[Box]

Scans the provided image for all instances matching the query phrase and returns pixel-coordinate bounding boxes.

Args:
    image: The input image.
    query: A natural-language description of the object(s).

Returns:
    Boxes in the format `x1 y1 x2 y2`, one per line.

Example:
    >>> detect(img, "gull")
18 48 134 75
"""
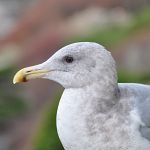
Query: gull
13 42 150 150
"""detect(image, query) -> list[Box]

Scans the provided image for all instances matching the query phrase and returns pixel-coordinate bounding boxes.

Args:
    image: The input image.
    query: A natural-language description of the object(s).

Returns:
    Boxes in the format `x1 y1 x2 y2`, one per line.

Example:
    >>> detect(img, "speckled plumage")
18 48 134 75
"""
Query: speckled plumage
19 42 150 150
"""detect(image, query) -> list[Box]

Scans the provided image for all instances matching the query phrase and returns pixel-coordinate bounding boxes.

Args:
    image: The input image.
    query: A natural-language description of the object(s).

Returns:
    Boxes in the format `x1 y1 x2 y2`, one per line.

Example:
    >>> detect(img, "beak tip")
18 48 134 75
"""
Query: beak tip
13 68 25 84
13 80 17 84
13 77 20 84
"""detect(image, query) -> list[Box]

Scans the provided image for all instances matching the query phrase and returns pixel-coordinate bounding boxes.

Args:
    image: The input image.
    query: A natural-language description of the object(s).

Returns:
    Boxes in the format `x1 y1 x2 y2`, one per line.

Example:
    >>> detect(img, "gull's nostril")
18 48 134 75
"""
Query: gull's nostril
26 70 32 73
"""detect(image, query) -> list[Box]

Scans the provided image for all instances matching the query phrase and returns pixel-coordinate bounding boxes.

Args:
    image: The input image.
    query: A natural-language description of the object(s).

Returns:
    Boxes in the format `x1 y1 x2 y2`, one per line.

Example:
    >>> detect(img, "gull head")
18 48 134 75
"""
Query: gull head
13 42 117 88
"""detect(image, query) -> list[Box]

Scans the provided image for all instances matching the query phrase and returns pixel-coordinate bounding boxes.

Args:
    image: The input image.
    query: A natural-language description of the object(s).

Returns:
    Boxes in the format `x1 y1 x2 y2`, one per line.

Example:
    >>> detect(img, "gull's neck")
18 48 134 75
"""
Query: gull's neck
65 77 120 113
75 64 120 112
87 80 119 113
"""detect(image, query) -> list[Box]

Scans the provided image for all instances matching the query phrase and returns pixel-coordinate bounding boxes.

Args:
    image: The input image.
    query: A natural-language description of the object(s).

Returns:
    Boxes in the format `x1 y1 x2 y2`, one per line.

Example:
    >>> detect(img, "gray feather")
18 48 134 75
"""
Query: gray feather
140 126 150 140
119 83 150 141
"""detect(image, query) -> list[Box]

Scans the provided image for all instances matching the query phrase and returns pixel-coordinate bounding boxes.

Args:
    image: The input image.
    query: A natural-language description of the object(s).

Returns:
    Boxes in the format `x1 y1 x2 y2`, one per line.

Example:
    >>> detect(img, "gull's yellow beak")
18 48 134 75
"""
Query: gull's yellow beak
13 67 49 84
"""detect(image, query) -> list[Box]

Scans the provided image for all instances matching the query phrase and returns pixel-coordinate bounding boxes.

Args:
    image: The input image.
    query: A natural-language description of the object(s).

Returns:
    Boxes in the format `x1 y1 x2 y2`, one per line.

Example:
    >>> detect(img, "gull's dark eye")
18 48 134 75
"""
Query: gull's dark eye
64 56 74 63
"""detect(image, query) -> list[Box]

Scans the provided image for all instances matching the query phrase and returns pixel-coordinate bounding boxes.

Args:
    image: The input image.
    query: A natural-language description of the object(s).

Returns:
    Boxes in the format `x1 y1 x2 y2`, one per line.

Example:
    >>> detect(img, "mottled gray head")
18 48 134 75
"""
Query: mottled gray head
13 42 117 88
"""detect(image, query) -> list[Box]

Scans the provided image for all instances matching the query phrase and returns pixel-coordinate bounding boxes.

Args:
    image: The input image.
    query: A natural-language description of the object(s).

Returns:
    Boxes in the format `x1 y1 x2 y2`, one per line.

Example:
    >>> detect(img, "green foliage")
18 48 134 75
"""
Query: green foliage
68 25 130 47
32 95 64 150
0 95 27 121
0 67 27 122
118 69 142 83
118 70 150 83
133 7 150 30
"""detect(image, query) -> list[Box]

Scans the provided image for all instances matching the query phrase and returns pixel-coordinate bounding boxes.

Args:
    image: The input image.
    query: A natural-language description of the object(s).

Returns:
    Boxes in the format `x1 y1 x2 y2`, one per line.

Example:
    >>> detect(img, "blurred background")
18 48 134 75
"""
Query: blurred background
0 0 150 149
